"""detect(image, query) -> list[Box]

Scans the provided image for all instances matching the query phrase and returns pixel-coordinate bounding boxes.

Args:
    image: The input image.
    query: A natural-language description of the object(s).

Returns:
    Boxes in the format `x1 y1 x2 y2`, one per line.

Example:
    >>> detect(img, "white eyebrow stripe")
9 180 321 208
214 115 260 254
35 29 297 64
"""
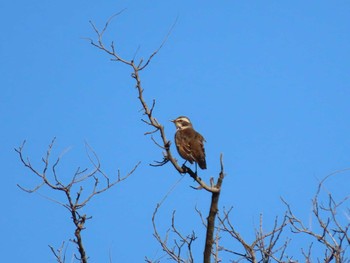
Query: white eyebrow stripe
177 117 191 123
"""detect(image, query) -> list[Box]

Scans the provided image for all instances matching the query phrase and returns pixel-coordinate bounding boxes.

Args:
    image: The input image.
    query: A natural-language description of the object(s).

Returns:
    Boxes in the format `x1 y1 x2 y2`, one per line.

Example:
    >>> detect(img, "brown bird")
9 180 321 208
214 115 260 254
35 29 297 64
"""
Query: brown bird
171 116 207 170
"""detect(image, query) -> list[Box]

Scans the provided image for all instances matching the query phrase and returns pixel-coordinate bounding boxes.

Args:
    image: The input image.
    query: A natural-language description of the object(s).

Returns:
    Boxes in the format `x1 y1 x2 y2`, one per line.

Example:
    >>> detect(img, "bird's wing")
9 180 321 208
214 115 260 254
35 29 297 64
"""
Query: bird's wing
175 130 195 163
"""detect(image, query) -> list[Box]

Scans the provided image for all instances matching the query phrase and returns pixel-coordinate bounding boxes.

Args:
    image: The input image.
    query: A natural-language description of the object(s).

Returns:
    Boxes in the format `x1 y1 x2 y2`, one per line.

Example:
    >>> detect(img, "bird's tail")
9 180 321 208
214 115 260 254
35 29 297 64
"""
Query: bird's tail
198 159 207 170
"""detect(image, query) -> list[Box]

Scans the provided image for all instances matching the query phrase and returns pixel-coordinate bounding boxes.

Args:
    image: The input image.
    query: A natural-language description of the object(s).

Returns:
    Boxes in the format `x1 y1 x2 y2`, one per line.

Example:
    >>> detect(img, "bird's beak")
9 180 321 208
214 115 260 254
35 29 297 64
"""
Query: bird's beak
170 119 175 123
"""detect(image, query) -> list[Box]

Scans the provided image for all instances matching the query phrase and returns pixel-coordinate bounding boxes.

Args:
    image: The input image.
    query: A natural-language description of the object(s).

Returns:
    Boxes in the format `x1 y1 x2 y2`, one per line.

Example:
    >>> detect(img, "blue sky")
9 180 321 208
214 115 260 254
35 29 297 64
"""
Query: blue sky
2 1 350 262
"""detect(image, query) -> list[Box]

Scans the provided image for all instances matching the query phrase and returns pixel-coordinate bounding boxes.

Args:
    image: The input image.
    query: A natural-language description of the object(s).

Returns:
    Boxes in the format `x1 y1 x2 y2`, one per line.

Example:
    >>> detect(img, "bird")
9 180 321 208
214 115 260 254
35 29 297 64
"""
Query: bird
171 116 207 170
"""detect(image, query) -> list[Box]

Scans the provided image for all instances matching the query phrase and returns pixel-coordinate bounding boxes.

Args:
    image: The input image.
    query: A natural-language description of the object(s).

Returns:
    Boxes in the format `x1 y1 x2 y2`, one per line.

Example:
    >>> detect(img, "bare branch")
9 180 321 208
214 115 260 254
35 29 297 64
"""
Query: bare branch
150 203 197 263
88 12 223 194
151 204 186 262
88 12 230 263
281 169 350 263
138 15 178 71
195 205 207 228
49 241 66 263
17 181 45 193
16 139 138 262
204 154 225 263
218 205 292 262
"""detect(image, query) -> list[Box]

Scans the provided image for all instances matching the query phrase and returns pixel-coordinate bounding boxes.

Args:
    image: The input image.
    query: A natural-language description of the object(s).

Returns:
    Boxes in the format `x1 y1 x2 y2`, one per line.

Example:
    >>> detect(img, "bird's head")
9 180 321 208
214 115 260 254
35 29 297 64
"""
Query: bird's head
171 116 193 130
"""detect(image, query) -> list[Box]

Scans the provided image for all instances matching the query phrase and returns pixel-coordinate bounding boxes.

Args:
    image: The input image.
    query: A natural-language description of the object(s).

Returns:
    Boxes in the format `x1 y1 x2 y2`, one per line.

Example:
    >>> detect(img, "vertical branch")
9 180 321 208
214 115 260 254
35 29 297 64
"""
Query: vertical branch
213 219 221 263
204 154 225 263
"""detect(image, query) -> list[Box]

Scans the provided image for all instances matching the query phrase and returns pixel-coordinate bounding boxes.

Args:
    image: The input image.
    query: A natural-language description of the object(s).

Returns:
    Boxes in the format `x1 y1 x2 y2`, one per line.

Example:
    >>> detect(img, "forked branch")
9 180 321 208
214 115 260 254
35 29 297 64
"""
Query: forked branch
150 204 196 263
88 12 221 194
88 12 226 263
218 207 291 262
282 170 350 263
16 138 139 263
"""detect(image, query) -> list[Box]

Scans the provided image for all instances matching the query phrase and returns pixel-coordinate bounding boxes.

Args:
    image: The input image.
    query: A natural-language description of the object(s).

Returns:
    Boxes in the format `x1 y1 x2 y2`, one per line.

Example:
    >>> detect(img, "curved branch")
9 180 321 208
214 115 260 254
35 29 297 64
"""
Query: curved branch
88 16 221 193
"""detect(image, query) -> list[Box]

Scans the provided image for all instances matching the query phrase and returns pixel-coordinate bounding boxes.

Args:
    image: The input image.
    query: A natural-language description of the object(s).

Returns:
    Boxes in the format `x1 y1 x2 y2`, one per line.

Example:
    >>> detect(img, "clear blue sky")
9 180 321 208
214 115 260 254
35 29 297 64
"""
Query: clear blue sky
2 1 350 262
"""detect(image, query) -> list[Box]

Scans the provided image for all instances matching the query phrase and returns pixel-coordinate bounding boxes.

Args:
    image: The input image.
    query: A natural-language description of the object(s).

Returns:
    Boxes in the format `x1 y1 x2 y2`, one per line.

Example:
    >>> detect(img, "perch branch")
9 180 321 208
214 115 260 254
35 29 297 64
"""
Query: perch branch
88 13 221 193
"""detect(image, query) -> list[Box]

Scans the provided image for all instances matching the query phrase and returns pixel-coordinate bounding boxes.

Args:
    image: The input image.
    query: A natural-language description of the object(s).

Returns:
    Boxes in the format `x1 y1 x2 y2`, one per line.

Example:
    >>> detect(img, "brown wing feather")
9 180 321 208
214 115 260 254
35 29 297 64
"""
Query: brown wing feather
191 132 206 169
175 128 207 169
175 129 195 164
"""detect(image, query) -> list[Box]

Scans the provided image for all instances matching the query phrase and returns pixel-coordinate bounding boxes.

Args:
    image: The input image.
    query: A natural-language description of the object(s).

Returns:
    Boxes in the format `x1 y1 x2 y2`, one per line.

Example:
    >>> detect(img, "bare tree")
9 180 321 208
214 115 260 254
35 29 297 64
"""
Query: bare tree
16 11 350 263
283 170 350 263
146 205 197 263
16 138 139 262
216 169 350 262
87 12 225 263
218 209 291 263
87 12 350 263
